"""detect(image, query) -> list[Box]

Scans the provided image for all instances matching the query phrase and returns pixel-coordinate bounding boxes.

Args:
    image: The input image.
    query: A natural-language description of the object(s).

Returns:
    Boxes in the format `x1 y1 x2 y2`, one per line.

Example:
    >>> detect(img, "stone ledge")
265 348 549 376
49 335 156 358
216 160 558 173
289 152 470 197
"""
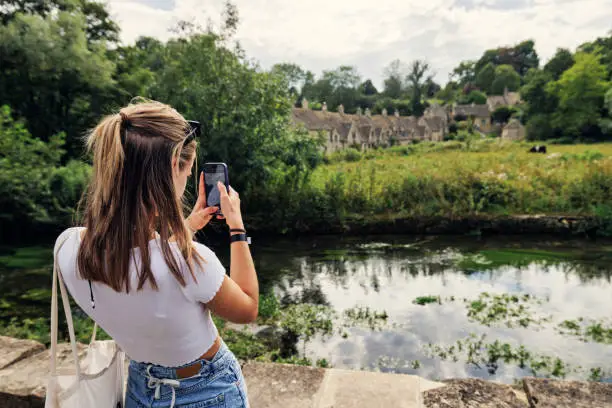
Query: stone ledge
0 336 45 370
1 338 611 408
522 377 612 408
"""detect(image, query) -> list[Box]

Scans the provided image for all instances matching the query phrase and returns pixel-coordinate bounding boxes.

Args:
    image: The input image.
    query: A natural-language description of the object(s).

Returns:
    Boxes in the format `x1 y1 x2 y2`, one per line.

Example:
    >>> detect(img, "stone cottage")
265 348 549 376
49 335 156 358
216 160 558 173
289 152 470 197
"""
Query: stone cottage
291 100 449 153
451 103 493 133
501 119 526 141
487 87 522 112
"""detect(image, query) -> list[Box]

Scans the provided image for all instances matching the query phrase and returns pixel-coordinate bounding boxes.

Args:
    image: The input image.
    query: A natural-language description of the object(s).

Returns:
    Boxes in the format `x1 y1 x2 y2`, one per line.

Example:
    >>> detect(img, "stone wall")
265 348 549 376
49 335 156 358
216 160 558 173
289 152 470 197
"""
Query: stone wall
2 334 611 407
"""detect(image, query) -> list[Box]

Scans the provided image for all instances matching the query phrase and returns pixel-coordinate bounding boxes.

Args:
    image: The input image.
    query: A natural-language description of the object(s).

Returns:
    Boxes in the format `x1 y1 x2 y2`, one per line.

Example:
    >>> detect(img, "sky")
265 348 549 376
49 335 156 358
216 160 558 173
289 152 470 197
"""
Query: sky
107 0 612 86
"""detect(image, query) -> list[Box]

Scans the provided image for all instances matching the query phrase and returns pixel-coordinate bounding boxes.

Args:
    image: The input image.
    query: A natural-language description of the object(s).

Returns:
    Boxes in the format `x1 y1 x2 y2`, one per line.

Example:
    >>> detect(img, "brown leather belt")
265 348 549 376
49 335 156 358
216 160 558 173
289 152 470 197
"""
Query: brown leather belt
175 336 222 379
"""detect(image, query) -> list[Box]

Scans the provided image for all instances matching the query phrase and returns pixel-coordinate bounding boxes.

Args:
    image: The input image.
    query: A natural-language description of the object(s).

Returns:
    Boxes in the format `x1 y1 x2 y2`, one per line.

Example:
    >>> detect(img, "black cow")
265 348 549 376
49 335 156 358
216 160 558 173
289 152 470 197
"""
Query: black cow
529 145 547 154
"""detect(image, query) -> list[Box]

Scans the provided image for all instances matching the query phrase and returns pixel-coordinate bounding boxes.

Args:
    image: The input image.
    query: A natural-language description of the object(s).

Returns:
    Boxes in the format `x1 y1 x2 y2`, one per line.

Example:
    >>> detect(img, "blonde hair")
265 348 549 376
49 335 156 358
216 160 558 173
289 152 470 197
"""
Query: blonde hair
77 100 200 292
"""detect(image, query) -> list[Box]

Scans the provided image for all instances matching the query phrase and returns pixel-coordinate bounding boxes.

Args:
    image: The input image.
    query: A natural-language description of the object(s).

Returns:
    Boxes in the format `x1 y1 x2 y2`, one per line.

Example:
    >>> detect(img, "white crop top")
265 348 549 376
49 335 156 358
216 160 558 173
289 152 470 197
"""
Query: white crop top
54 227 226 367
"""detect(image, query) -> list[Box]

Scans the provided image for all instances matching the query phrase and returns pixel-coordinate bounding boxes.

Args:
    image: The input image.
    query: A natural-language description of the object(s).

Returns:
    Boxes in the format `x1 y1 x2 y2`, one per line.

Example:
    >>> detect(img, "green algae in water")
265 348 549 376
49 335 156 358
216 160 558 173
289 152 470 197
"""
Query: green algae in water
413 296 441 306
457 249 577 272
423 333 607 380
465 293 549 328
556 319 612 344
343 306 388 330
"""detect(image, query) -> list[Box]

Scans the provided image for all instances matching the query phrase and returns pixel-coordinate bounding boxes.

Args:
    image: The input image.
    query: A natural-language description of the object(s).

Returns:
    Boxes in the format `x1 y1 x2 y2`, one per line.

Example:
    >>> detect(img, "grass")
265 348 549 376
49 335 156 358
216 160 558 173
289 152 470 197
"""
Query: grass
310 141 612 222
0 247 52 269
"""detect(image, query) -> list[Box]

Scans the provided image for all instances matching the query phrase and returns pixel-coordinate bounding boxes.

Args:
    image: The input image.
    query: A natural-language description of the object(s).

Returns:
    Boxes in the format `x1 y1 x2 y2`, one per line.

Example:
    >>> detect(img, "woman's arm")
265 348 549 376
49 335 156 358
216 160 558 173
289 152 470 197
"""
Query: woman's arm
206 182 259 323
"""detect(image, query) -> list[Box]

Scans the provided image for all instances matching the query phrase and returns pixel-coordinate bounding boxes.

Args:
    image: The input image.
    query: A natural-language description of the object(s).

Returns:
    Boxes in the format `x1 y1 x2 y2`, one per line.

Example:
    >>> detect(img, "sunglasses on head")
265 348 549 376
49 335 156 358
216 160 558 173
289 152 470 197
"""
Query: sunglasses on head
185 120 201 144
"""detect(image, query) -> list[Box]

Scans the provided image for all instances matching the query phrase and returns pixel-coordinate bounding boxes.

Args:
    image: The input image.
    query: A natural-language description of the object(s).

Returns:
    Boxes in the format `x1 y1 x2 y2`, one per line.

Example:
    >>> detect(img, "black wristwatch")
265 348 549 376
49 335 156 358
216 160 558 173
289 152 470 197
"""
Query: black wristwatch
230 233 251 245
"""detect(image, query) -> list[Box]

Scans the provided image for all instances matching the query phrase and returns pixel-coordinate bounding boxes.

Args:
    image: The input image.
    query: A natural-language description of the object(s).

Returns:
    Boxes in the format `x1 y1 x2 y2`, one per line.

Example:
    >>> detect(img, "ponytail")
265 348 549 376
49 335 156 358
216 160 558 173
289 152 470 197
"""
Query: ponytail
78 101 201 293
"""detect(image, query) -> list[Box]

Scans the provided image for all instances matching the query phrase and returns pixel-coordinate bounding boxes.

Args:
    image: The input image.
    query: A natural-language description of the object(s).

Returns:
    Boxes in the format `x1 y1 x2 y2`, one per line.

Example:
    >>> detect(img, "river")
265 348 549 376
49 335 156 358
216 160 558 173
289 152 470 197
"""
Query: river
1 234 611 383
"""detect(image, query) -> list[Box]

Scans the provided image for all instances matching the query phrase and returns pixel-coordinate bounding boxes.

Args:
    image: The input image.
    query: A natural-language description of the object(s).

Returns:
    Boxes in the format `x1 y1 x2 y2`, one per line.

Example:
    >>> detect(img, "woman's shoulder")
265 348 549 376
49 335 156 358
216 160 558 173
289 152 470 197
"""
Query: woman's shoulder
54 226 85 255
191 241 216 257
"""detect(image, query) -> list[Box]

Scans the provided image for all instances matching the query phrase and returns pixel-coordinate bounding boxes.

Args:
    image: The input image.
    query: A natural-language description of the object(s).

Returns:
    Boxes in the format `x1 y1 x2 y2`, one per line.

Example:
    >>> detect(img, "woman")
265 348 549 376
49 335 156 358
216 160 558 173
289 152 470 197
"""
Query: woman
54 101 257 407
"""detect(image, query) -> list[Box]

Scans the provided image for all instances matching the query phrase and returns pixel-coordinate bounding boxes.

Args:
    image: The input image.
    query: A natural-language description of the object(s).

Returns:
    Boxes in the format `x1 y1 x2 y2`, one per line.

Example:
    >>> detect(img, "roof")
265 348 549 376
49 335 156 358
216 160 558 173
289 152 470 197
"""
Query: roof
454 104 490 118
425 104 447 118
291 108 332 130
290 107 448 143
487 92 522 109
503 119 524 129
423 116 445 131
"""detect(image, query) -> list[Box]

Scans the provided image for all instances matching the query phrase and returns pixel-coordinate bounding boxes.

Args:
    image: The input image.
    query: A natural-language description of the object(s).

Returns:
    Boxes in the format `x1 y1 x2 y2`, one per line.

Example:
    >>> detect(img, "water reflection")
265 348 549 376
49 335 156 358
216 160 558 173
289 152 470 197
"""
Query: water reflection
1 235 611 382
252 235 612 382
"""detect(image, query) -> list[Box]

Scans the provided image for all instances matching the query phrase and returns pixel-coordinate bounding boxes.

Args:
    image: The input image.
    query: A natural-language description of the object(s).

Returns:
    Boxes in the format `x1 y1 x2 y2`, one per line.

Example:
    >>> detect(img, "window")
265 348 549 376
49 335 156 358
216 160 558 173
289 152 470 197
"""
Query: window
481 119 486 125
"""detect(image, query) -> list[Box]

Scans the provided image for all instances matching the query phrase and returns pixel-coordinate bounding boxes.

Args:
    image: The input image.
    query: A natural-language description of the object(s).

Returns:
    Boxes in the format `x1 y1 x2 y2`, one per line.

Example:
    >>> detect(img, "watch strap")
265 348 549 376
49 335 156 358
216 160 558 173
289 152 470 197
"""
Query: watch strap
230 233 251 244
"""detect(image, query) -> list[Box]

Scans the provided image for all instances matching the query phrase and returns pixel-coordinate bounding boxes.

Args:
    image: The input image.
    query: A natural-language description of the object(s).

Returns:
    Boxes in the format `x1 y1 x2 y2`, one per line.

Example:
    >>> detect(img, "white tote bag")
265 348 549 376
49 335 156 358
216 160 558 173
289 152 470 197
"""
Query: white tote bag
45 234 126 408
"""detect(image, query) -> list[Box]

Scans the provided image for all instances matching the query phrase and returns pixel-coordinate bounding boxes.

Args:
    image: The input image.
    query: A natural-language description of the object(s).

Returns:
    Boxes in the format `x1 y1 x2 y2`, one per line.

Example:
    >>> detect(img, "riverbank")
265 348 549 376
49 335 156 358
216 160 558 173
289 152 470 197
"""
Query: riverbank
1 335 611 408
248 213 603 237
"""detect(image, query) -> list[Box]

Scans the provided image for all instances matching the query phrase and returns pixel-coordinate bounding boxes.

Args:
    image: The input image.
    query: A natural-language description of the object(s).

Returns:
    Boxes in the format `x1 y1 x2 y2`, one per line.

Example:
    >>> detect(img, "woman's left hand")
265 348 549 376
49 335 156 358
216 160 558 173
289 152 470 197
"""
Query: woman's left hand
186 172 218 233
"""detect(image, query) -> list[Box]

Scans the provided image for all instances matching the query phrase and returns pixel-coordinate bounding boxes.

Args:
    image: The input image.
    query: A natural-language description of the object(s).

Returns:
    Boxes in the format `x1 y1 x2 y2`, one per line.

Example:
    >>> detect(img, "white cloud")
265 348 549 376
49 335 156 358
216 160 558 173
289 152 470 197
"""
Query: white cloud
107 0 612 86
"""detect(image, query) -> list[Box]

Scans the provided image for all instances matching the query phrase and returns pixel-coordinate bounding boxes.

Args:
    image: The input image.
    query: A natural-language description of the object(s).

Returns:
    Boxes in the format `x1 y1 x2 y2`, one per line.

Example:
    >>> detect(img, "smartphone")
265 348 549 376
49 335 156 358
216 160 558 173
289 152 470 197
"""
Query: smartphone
202 163 229 215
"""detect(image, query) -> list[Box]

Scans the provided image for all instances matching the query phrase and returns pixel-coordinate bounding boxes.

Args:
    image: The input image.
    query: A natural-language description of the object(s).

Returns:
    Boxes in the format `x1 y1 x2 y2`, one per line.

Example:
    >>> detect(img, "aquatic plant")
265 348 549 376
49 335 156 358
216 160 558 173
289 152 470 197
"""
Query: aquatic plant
412 296 441 306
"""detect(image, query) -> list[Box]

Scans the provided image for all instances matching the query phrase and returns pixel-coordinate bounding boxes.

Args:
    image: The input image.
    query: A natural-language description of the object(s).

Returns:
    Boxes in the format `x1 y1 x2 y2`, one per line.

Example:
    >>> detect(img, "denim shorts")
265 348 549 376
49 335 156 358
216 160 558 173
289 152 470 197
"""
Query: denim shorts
125 341 249 408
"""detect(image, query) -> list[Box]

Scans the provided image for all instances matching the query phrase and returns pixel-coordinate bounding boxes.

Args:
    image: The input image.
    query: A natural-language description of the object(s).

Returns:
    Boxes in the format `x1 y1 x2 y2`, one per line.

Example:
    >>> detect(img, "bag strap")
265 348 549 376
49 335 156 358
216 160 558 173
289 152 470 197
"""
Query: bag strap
50 230 99 378
50 232 81 379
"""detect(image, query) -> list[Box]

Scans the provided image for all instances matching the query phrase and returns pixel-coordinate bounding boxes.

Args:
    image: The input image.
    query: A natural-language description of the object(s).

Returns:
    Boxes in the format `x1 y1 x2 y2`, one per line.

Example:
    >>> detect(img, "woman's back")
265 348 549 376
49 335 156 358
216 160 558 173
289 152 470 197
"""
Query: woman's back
57 100 257 407
56 227 226 367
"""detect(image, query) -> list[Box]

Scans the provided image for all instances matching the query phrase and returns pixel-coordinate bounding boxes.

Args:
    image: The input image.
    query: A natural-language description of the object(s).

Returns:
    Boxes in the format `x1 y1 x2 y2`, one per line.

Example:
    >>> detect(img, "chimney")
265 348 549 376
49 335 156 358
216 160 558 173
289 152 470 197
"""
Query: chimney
504 86 508 98
338 104 345 114
357 107 363 116
471 102 475 107
302 98 309 110
365 108 371 118
382 108 387 117
322 102 328 112
394 109 400 118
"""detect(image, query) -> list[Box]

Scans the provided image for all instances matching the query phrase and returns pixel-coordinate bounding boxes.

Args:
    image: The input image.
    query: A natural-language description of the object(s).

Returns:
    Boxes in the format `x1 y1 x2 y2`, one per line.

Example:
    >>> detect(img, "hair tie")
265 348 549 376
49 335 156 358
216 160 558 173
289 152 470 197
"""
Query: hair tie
119 111 131 128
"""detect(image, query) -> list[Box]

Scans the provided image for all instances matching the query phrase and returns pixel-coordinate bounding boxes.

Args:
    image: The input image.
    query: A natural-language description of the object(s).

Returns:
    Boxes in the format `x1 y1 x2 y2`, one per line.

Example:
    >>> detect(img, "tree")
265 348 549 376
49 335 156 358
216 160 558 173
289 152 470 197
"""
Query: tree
579 32 612 79
303 66 362 112
475 62 496 93
491 65 521 95
548 52 610 137
0 0 120 44
359 79 378 95
383 59 405 98
450 60 476 86
424 78 441 98
467 90 487 105
149 30 322 205
435 81 460 103
0 105 65 226
406 60 432 116
492 106 517 123
271 63 307 93
0 11 116 156
600 87 612 135
521 69 557 117
526 114 555 141
475 39 539 77
544 48 575 80
110 36 163 100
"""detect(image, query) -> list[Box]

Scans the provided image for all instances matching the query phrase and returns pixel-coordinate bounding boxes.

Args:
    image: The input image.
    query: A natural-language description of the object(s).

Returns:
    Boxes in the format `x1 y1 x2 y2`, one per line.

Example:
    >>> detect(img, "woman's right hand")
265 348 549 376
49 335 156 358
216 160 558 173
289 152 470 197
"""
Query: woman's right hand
217 182 244 230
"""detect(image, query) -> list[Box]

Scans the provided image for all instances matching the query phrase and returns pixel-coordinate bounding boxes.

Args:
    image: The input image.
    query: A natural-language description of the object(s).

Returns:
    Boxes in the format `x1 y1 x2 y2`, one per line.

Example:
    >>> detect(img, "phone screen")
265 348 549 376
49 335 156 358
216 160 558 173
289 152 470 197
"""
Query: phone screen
203 164 228 209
